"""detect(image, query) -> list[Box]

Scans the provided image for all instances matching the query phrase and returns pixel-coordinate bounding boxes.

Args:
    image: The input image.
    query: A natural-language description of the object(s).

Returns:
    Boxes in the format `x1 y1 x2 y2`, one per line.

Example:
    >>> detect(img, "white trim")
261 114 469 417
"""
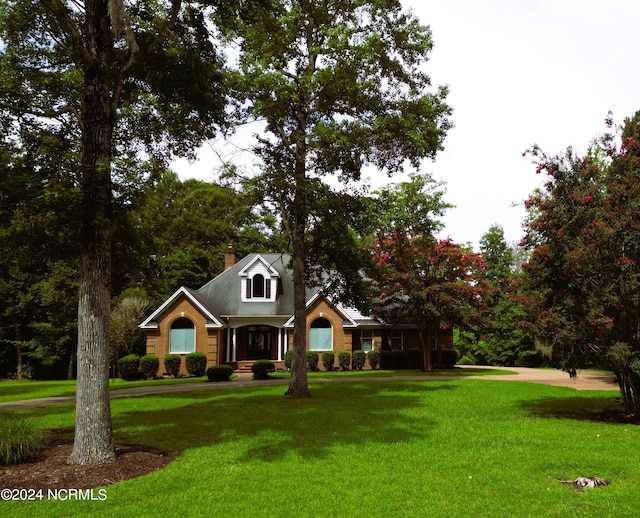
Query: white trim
139 286 224 329
283 292 359 328
231 328 237 362
237 254 281 278
168 318 196 354
309 316 333 351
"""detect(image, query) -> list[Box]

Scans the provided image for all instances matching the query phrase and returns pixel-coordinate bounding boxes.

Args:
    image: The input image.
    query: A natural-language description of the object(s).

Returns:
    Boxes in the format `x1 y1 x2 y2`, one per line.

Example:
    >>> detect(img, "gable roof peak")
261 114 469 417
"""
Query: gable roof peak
238 253 281 278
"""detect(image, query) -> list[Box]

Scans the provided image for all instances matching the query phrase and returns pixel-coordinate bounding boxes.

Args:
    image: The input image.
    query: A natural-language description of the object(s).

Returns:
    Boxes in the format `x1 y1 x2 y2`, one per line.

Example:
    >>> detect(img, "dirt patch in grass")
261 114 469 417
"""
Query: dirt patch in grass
0 430 172 490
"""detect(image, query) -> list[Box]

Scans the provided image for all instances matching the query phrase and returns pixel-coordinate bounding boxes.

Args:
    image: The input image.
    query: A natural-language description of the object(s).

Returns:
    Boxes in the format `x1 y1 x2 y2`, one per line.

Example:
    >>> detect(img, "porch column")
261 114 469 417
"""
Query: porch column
277 329 282 361
232 328 237 362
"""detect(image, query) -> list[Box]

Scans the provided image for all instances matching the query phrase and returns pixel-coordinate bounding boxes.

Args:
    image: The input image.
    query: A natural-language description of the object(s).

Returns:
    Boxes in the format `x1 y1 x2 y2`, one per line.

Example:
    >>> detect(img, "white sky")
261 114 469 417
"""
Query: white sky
174 0 640 250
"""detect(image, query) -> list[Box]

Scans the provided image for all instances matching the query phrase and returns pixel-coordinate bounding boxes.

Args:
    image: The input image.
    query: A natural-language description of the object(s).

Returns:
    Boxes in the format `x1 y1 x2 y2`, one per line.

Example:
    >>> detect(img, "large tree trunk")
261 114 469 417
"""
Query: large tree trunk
285 106 310 398
68 0 115 465
285 215 310 398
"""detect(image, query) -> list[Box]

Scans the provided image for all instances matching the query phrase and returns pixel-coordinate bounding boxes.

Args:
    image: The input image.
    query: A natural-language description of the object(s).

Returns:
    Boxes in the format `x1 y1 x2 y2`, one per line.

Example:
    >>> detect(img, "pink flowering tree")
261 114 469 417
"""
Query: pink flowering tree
522 111 640 415
369 235 486 371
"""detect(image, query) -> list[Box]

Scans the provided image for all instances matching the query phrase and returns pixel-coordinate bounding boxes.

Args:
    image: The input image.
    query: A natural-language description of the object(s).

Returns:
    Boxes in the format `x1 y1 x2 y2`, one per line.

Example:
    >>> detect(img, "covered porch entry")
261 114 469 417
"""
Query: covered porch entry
225 323 289 363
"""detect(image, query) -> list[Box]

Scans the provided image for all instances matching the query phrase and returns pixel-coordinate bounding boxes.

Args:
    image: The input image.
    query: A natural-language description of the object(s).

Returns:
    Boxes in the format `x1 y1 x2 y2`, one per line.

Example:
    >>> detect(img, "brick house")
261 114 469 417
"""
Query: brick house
140 246 453 375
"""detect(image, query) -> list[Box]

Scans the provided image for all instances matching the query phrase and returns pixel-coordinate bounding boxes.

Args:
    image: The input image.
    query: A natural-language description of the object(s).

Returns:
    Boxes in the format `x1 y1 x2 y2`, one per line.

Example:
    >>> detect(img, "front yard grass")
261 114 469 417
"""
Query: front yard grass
0 377 634 517
0 376 209 403
0 368 510 403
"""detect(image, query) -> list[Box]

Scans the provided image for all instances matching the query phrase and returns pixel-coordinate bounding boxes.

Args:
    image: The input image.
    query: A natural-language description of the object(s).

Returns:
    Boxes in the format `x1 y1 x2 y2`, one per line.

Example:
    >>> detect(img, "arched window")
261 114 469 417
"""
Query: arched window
169 318 195 354
309 317 332 351
252 274 265 298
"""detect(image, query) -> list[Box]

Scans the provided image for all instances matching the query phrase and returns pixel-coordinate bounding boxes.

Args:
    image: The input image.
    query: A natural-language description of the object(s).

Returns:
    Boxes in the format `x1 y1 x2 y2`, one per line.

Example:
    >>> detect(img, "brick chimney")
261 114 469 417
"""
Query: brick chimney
224 244 236 270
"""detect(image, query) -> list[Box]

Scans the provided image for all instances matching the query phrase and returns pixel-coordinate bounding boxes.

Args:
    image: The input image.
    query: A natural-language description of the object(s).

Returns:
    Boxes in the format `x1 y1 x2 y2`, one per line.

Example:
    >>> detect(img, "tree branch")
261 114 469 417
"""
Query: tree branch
42 0 93 67
111 0 182 114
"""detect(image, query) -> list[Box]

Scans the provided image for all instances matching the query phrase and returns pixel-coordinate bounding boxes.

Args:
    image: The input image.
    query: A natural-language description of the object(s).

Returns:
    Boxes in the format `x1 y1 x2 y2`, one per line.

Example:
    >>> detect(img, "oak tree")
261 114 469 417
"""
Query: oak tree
0 1 227 463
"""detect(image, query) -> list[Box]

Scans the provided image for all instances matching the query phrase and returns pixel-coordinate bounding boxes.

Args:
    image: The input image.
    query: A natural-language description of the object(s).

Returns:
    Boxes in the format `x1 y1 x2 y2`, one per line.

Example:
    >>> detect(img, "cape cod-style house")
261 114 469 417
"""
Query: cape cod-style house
139 245 453 375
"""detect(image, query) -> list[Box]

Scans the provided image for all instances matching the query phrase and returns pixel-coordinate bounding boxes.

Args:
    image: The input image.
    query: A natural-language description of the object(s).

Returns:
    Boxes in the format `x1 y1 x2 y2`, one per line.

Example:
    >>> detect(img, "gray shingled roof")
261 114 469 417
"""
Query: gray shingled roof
196 253 318 319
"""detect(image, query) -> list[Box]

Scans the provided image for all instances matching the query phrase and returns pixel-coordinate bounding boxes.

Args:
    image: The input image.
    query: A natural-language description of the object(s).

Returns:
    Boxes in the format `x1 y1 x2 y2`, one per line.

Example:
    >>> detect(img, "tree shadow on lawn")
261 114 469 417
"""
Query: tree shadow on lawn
107 381 458 462
519 393 636 424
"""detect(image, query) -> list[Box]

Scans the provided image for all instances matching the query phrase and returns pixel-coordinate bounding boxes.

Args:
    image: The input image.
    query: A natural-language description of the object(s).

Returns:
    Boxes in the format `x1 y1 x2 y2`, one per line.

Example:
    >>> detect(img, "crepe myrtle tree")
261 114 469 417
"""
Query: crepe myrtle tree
369 234 486 371
221 0 452 397
521 111 640 415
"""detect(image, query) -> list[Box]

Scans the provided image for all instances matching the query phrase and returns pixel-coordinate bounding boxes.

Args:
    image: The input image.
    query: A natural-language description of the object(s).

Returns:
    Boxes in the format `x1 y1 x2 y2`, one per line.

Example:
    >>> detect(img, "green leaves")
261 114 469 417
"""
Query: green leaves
522 111 640 414
229 0 451 181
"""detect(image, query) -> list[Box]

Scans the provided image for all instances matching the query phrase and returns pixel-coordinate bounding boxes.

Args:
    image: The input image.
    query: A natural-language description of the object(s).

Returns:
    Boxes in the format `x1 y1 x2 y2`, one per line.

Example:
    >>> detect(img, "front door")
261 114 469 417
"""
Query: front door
247 327 272 360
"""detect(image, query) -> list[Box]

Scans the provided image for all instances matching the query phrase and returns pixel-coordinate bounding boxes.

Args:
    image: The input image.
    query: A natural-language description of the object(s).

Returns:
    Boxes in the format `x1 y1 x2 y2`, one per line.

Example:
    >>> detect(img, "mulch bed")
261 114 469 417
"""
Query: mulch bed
0 431 172 490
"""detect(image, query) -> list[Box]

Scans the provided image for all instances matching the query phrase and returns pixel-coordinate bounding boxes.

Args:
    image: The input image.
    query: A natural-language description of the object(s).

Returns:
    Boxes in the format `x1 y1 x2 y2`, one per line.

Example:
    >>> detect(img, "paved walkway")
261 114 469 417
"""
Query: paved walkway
0 366 619 412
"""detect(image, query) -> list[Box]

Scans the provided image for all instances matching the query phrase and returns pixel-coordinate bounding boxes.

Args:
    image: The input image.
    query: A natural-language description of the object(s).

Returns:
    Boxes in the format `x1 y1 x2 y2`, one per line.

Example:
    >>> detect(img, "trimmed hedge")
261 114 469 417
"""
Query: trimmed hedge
407 348 422 369
322 351 335 371
352 350 366 370
252 360 275 379
306 351 319 371
118 354 140 381
284 350 293 369
139 354 159 379
367 350 380 370
186 351 207 377
391 350 405 369
164 354 181 378
338 351 351 371
207 365 233 382
379 350 393 370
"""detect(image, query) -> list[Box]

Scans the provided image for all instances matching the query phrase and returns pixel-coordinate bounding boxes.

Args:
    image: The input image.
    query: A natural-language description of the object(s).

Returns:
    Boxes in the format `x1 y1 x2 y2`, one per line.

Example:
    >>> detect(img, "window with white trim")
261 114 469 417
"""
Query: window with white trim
244 274 273 300
169 318 195 353
309 317 332 351
361 329 374 352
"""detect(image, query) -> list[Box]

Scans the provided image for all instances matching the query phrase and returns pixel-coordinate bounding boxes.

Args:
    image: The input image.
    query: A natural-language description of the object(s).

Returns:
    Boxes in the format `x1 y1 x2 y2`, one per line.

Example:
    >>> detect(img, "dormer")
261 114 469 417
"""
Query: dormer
239 254 280 302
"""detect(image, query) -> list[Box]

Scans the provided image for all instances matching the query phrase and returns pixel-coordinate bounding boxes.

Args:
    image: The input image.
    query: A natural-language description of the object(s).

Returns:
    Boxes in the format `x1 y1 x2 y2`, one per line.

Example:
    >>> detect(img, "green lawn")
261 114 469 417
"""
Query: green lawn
1 378 634 517
0 368 513 403
0 376 212 403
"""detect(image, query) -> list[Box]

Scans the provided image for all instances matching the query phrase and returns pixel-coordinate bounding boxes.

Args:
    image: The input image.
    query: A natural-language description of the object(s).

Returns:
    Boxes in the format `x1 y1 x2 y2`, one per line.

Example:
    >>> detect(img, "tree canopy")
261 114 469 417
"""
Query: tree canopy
224 0 452 396
369 234 486 371
0 0 229 464
521 111 640 415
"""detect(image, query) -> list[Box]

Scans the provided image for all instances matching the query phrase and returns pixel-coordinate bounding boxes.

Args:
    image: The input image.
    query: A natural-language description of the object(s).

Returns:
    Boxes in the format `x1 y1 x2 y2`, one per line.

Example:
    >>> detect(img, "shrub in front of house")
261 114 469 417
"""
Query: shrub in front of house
0 418 43 466
284 350 293 369
441 348 458 368
407 348 422 369
306 351 319 371
379 350 393 370
118 354 140 381
139 354 160 379
252 359 275 379
164 354 181 378
338 351 351 371
207 365 233 382
391 350 405 369
367 350 380 370
322 351 335 371
352 350 366 370
185 351 207 377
